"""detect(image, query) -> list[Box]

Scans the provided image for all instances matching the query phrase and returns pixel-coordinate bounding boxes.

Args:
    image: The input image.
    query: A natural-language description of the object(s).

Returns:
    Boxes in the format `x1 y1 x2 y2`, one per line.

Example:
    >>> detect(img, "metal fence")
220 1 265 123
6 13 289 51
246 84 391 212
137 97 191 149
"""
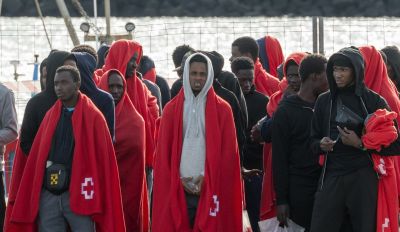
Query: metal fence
1 16 400 123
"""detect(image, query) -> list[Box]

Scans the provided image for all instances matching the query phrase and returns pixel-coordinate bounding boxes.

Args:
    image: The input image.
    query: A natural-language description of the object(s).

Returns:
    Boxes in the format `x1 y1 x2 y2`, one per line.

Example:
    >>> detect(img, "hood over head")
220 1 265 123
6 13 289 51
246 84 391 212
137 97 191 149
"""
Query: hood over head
199 51 224 77
72 52 98 96
104 40 143 78
96 44 110 69
327 46 365 97
45 50 71 96
182 53 214 99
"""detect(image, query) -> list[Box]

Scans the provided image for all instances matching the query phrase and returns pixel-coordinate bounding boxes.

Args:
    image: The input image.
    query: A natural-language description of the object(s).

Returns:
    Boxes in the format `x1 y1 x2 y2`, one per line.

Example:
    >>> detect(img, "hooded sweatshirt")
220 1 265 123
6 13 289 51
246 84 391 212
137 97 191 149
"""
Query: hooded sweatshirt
310 47 400 178
96 44 110 69
205 51 248 128
39 58 48 91
72 52 115 139
381 46 400 92
152 53 242 231
20 50 71 155
180 53 214 179
243 85 268 170
169 53 247 163
272 95 321 205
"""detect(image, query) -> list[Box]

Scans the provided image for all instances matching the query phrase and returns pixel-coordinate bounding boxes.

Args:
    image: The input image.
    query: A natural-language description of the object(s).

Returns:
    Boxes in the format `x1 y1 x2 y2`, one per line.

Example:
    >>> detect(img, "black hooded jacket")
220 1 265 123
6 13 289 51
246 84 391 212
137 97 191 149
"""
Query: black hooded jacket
243 86 269 170
20 50 71 155
138 55 171 108
39 58 48 91
204 51 248 128
272 95 321 205
96 44 110 69
73 52 115 139
311 47 400 178
381 46 400 92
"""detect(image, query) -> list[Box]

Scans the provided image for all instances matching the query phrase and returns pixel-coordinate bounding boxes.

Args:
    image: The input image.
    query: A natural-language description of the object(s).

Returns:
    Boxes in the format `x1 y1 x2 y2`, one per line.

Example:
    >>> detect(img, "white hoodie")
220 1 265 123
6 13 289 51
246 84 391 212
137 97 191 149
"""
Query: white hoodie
180 53 214 180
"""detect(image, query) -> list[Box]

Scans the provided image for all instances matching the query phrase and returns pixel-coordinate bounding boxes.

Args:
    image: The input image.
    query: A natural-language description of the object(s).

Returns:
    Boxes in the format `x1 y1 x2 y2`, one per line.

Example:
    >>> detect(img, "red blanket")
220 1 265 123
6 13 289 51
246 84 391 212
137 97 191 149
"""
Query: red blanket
264 36 284 78
362 109 399 232
100 69 149 232
8 94 125 232
4 140 28 231
254 58 280 97
152 88 243 231
360 45 400 210
98 39 159 167
260 52 306 220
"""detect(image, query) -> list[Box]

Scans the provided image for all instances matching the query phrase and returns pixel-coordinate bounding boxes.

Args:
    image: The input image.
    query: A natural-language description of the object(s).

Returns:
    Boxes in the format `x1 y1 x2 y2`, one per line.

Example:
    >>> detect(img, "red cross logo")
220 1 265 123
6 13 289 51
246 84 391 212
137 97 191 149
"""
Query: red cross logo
209 195 219 217
81 177 94 200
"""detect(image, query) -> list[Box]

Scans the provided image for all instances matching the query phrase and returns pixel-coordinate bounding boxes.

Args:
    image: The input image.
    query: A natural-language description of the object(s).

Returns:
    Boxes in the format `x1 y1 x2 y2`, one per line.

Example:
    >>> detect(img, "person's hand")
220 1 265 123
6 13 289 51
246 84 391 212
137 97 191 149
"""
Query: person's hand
251 125 263 143
337 126 362 148
181 177 196 194
193 175 204 196
320 137 335 152
242 168 262 180
276 204 290 227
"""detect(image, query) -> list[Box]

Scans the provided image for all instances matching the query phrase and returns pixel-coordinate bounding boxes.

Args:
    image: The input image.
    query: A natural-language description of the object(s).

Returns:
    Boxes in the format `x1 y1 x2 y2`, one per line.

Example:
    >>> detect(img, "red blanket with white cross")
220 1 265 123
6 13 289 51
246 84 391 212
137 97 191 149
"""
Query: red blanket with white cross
7 93 125 232
152 88 243 232
362 109 399 232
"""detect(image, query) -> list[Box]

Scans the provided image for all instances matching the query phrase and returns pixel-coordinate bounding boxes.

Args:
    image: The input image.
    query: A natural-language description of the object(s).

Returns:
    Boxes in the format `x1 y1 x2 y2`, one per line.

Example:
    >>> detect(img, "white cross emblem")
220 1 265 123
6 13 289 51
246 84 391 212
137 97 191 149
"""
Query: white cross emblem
209 195 219 217
382 218 389 231
81 177 94 200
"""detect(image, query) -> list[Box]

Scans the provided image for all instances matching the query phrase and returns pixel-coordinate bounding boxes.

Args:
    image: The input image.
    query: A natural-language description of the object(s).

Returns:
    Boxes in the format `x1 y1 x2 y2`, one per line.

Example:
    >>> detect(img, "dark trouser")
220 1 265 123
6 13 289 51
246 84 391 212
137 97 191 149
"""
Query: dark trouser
288 175 319 232
244 174 262 232
38 189 94 232
310 166 378 232
0 172 4 232
184 192 200 228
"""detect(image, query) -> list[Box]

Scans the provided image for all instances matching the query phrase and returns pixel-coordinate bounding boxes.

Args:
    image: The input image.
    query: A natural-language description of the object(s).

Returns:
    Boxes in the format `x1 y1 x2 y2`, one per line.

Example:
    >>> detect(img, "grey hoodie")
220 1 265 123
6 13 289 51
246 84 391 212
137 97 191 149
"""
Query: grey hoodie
180 53 214 180
0 83 18 155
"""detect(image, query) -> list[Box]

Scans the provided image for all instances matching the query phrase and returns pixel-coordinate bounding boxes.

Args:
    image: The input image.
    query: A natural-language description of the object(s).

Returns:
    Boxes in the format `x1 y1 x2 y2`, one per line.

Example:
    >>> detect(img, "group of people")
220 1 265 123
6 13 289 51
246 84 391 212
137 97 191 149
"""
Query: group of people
0 33 398 232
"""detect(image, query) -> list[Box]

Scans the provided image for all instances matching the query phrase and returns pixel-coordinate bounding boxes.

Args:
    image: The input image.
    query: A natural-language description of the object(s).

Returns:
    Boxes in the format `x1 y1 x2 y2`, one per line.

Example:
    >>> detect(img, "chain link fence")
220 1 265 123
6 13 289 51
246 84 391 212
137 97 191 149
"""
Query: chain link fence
1 17 400 123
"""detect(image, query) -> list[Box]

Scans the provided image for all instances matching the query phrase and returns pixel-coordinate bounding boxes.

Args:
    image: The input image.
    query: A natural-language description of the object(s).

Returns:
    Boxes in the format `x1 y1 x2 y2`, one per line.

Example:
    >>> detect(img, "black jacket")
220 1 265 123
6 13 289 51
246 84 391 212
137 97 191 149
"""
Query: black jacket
156 75 171 108
243 86 268 170
273 95 321 205
73 52 115 139
20 50 71 155
311 47 400 181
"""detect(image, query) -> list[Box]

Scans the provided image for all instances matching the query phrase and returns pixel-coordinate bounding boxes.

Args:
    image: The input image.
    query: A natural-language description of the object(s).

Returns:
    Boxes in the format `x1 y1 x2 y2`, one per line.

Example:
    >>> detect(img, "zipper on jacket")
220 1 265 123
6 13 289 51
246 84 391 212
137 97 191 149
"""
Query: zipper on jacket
319 99 333 191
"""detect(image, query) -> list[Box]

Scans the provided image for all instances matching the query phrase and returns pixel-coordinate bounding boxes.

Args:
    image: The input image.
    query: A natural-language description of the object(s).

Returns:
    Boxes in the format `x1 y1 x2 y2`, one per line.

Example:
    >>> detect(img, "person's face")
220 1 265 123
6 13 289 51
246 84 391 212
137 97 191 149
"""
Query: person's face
41 66 47 89
125 52 139 78
189 61 208 96
63 59 77 68
236 69 254 95
54 71 80 102
313 64 329 94
286 64 301 92
333 66 354 88
108 73 124 105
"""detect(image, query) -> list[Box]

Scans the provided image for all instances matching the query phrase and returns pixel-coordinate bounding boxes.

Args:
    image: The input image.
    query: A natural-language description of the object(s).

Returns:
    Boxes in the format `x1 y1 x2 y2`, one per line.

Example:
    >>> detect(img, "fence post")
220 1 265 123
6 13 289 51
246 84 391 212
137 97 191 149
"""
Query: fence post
312 17 318 53
55 0 80 46
319 17 324 55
